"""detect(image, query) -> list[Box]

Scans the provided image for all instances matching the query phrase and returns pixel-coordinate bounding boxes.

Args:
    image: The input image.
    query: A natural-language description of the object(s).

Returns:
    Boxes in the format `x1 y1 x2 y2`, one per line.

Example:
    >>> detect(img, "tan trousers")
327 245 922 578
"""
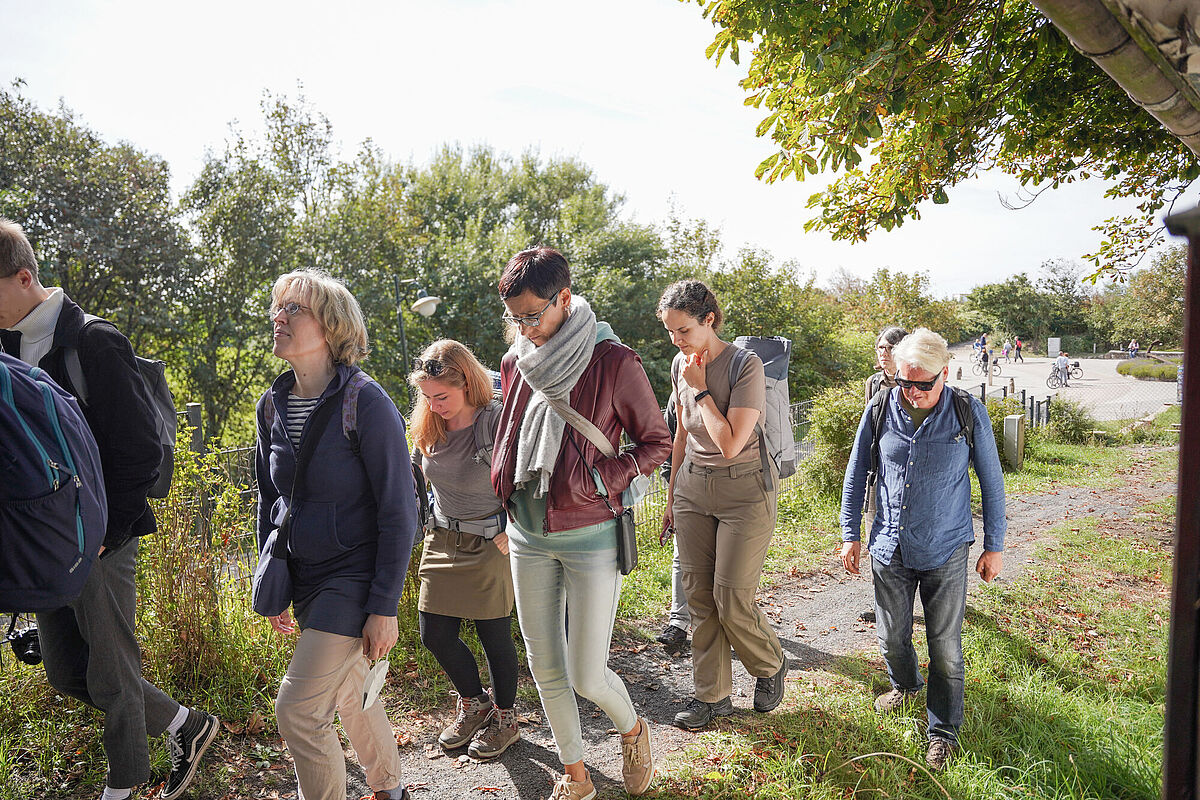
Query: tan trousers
673 460 784 702
275 628 403 800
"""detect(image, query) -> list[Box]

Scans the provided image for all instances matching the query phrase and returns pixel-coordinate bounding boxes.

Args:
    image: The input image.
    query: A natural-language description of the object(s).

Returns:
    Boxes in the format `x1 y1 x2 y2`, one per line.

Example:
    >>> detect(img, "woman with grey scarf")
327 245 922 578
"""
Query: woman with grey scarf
489 247 672 800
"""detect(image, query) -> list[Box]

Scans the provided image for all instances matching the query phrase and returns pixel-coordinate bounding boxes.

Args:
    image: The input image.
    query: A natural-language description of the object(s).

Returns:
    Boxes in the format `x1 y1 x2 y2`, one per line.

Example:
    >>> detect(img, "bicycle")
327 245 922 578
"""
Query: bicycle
971 358 1001 377
1046 364 1072 389
1069 361 1083 381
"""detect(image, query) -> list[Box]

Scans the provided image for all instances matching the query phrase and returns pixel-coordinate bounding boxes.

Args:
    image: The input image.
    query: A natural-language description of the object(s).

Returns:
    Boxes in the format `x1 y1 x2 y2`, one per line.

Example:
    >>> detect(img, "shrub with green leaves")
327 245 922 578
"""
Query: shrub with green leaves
1046 397 1099 445
984 395 1028 470
799 380 866 497
1117 358 1180 381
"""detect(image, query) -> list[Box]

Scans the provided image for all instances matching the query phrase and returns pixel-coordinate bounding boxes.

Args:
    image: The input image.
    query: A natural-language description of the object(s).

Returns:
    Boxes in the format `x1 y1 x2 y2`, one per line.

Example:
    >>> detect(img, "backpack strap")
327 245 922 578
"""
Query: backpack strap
341 368 374 457
63 314 107 406
948 386 976 460
726 344 775 490
866 387 890 489
471 399 500 466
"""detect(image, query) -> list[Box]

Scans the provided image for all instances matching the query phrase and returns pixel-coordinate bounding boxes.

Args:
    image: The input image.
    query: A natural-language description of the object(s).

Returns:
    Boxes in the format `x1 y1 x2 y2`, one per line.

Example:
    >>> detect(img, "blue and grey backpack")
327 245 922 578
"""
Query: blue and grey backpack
0 353 107 612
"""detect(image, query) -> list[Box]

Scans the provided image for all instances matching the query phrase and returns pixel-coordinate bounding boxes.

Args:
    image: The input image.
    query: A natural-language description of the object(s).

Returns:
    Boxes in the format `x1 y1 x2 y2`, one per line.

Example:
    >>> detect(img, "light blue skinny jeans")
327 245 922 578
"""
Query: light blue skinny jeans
509 530 638 766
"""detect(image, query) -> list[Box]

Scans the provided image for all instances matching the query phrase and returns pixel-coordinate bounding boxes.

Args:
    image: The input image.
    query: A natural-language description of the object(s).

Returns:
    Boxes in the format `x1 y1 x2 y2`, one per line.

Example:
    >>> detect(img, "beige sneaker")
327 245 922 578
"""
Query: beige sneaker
549 771 596 800
620 716 655 795
439 692 494 749
468 706 520 760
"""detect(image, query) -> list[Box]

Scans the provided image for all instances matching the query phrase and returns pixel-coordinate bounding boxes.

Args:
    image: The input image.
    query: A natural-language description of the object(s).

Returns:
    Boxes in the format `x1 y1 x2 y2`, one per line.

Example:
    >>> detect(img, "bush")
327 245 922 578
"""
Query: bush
1117 358 1180 381
984 396 1028 470
1045 397 1098 444
799 381 867 496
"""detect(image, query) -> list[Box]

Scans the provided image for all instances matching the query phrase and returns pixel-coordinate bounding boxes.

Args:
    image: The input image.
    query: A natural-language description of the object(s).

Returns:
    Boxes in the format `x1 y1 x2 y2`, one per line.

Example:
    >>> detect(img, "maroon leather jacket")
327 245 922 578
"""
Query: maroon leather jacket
491 340 672 533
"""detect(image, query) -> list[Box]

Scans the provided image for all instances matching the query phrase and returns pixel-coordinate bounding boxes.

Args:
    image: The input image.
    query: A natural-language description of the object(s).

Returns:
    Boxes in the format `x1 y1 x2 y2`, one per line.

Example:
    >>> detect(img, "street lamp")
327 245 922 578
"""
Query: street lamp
394 276 442 372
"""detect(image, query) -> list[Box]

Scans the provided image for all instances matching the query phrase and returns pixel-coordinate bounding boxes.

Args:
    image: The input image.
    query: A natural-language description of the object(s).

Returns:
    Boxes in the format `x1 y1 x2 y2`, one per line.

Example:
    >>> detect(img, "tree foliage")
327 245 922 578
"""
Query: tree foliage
691 0 1199 277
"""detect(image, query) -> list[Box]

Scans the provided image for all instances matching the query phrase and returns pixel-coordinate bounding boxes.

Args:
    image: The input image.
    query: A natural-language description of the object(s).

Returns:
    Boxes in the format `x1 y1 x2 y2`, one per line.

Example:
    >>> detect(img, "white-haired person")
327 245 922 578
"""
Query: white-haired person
838 327 1006 771
255 269 417 800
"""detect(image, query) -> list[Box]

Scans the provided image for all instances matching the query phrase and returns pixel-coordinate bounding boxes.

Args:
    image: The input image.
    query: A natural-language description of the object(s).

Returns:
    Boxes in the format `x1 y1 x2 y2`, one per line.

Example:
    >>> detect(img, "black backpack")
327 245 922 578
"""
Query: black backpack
866 385 977 490
0 353 107 612
66 315 177 498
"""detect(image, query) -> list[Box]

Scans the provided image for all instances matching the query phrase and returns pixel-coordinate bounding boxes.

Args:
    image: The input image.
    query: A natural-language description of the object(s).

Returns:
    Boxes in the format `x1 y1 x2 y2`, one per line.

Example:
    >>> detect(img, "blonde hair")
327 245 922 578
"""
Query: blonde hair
892 327 951 375
408 339 495 456
270 269 369 365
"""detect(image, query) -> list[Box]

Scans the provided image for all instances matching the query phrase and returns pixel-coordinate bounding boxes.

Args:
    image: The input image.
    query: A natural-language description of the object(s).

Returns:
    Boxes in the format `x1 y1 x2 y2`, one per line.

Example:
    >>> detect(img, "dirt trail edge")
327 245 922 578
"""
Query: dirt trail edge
345 449 1175 800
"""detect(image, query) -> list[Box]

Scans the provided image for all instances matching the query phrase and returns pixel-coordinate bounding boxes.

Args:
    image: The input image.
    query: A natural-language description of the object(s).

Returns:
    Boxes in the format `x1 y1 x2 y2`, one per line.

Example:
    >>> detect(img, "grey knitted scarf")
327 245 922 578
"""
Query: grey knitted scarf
510 295 598 497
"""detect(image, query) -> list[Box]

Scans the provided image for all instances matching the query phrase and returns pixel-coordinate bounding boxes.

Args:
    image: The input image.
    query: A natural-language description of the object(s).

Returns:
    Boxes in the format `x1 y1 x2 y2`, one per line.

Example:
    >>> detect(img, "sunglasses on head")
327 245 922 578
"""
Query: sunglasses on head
895 373 942 391
412 357 446 377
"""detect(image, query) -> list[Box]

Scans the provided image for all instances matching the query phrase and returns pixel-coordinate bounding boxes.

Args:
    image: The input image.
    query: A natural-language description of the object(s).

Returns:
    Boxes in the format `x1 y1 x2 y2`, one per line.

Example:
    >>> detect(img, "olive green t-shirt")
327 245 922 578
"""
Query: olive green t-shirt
671 343 765 467
899 391 935 431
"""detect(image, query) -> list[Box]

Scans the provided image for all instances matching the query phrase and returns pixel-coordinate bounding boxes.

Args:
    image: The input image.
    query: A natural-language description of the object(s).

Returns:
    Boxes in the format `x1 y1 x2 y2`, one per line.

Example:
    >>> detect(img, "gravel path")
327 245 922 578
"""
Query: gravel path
330 450 1176 800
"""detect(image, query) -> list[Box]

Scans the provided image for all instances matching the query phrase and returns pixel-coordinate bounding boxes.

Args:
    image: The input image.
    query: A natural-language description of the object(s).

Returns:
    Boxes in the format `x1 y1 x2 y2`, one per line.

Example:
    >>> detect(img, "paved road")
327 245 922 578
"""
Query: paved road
945 347 1177 421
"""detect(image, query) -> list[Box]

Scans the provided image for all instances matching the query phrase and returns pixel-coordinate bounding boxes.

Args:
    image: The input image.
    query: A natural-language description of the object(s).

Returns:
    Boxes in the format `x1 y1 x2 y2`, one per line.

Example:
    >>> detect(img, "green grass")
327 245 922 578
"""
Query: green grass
1117 358 1181 381
648 512 1172 800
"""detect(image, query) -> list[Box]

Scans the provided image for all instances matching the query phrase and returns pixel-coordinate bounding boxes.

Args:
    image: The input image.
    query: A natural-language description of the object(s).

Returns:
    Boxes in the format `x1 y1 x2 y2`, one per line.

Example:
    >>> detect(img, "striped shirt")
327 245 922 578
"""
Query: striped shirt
287 393 322 449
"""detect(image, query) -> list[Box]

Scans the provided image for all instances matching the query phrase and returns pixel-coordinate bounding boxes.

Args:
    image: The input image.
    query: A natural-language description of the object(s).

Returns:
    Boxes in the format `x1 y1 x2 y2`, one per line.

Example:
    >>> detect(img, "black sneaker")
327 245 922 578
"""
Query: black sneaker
160 708 219 800
655 624 688 655
753 657 789 713
673 697 734 730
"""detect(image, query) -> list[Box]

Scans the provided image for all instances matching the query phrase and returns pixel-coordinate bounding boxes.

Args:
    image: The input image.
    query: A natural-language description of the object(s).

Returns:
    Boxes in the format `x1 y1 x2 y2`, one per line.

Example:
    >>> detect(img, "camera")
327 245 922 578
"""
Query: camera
8 625 42 666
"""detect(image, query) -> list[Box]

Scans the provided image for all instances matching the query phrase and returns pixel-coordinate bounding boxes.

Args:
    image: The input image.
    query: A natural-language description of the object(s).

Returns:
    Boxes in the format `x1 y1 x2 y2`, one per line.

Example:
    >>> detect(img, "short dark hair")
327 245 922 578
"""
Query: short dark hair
656 279 722 331
498 246 571 300
877 325 908 347
0 218 38 280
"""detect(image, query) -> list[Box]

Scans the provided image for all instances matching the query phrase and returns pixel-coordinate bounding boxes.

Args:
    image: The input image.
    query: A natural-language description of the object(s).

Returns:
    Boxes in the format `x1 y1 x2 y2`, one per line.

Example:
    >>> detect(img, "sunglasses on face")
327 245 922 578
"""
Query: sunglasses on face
269 301 310 320
500 296 556 328
412 357 446 377
896 373 942 392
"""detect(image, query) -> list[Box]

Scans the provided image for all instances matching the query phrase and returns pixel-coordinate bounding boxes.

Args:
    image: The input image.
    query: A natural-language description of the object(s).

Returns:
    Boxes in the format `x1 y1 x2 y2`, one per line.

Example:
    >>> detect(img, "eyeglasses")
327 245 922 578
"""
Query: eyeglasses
412 357 446 377
876 344 893 352
896 373 942 392
501 297 556 328
270 301 310 319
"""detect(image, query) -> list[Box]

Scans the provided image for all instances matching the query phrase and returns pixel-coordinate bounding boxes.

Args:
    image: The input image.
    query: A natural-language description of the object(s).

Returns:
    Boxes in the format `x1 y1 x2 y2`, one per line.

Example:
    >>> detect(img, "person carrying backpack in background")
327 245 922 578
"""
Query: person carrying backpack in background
408 340 520 761
658 280 789 731
654 391 692 656
0 218 218 800
1013 336 1024 363
838 328 1006 772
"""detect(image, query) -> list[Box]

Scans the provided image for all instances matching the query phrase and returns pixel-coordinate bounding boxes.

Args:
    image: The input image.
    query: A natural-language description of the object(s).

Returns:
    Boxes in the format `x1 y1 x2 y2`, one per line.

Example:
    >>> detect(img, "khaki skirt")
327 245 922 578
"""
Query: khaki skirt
417 526 515 620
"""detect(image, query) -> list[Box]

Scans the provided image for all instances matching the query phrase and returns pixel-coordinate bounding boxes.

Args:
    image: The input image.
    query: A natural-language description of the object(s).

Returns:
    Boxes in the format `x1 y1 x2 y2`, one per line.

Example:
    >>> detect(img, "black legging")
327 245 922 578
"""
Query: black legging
419 612 518 709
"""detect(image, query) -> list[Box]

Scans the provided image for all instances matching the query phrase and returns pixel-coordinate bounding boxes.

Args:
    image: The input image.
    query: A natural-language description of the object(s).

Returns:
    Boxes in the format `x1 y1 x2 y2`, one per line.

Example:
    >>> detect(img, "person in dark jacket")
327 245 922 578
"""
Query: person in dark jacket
491 246 671 800
0 217 217 800
255 268 416 800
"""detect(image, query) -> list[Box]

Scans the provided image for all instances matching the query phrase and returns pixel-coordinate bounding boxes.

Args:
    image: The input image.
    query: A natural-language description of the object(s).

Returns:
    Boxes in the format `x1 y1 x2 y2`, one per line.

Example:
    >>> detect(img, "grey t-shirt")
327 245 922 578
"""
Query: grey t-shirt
420 404 503 520
671 343 765 467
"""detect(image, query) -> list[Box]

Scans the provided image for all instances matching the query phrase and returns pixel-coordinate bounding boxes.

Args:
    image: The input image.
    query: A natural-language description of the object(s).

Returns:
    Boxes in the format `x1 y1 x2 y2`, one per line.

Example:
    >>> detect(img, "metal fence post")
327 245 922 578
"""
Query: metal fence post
1045 396 1052 426
979 384 986 403
186 403 204 454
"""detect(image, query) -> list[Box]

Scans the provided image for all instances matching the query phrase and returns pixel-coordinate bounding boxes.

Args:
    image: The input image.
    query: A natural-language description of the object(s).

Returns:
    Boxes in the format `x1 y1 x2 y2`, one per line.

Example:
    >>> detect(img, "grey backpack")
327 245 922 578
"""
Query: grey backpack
728 336 795 491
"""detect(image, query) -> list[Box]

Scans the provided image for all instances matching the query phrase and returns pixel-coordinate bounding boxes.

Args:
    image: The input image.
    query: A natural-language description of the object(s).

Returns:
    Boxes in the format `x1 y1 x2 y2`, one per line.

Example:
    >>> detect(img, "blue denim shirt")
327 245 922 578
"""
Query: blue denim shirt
840 387 1006 569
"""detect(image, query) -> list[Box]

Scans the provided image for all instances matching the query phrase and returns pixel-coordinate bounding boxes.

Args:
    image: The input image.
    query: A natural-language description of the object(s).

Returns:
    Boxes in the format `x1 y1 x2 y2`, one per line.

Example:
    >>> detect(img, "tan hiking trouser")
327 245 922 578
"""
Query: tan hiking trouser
673 460 784 702
275 628 403 800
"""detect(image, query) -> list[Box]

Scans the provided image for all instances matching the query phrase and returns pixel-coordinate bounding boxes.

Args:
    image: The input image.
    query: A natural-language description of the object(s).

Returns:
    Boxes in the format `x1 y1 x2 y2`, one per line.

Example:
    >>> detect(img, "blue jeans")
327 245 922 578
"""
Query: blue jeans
872 542 969 743
510 532 637 765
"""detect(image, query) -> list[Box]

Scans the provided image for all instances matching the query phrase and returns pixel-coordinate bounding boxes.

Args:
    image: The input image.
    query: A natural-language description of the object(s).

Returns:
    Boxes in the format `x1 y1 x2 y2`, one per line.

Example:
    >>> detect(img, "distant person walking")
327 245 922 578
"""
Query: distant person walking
1002 340 1011 363
1055 351 1071 387
1013 337 1024 363
655 391 692 655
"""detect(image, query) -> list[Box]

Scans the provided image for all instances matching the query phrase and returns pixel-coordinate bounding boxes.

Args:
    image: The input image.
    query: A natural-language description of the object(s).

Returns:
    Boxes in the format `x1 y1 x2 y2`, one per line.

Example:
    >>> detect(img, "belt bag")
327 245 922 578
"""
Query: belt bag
252 386 343 617
547 397 639 575
431 509 505 539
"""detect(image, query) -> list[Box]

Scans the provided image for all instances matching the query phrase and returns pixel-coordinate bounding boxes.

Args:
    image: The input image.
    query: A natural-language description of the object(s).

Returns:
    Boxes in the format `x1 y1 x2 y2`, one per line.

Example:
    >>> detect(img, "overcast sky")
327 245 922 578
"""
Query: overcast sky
2 0 1190 295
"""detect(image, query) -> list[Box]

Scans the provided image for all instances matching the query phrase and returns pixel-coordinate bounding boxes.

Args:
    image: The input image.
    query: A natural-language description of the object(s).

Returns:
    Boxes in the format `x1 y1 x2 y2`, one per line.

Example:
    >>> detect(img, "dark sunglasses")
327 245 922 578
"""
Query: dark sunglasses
896 373 942 392
412 357 446 377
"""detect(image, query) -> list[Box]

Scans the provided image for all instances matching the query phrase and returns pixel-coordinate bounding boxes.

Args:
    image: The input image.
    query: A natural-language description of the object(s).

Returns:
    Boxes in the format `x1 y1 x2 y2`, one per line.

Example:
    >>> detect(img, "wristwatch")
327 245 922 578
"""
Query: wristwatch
694 389 711 403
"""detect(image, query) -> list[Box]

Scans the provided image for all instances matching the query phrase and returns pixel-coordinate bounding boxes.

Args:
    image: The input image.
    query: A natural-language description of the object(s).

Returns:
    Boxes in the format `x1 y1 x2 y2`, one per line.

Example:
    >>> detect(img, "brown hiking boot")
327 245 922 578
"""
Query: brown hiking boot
439 692 494 749
549 771 596 800
873 687 921 714
620 716 655 795
468 706 520 760
926 736 957 771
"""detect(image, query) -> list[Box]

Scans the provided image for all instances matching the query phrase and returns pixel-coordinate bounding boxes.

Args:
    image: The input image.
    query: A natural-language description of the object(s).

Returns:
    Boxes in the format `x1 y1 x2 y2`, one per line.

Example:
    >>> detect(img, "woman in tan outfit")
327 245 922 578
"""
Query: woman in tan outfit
410 340 519 760
658 280 788 730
